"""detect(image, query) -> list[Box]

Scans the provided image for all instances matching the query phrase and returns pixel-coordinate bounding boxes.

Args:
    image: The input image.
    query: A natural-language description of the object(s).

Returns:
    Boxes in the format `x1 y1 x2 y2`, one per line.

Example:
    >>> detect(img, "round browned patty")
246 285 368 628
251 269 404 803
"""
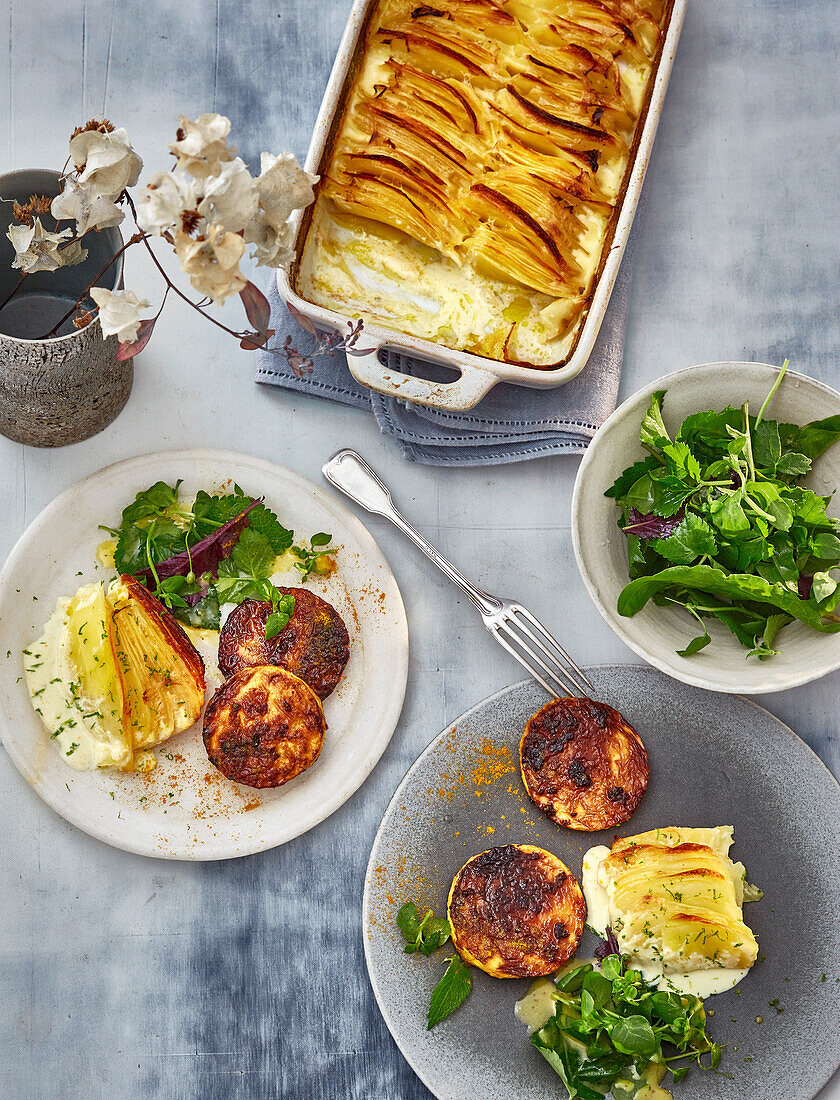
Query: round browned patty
520 697 649 831
447 844 585 978
217 589 350 699
202 665 326 789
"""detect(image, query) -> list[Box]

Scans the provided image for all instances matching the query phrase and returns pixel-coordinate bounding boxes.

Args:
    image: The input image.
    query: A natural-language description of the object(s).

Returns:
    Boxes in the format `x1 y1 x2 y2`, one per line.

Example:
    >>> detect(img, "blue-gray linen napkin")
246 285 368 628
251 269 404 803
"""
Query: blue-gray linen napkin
256 204 642 467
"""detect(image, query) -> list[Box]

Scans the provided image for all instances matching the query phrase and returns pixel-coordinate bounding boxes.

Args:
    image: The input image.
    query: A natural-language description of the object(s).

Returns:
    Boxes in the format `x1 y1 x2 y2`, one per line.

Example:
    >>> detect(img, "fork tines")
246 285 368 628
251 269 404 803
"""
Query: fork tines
490 603 595 699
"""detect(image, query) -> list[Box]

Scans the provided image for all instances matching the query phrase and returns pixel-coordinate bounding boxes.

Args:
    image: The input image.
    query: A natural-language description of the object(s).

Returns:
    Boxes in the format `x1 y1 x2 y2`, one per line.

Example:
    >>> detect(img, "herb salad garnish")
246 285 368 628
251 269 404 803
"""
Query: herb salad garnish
101 481 335 635
607 361 840 658
532 950 723 1100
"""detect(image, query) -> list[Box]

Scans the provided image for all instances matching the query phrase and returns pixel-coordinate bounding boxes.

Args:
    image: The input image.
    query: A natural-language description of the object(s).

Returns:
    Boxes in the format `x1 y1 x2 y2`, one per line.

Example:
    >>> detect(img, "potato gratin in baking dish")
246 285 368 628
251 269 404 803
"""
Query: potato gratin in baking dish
298 0 673 369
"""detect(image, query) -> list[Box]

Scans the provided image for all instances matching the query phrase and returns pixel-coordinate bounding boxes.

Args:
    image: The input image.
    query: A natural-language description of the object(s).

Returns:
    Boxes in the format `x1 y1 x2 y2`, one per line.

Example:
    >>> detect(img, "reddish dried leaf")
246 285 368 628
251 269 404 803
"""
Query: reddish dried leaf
239 281 272 334
117 317 156 360
240 329 275 351
286 301 318 336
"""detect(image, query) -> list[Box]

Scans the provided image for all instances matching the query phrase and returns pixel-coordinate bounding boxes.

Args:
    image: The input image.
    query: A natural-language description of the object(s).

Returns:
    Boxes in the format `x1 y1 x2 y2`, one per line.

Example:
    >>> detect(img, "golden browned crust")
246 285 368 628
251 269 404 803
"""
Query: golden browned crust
447 844 585 978
119 574 206 692
217 590 350 699
520 697 648 831
202 665 326 789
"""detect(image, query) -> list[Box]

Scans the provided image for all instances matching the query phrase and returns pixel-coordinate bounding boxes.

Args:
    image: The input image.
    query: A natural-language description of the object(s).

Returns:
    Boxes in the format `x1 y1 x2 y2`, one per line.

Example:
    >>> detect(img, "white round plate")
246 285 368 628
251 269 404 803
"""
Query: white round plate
572 362 840 693
0 449 408 860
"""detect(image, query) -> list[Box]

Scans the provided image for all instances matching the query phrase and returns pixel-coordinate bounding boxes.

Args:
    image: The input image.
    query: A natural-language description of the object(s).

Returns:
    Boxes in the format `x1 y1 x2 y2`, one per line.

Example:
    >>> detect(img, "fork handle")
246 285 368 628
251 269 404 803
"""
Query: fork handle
322 450 501 615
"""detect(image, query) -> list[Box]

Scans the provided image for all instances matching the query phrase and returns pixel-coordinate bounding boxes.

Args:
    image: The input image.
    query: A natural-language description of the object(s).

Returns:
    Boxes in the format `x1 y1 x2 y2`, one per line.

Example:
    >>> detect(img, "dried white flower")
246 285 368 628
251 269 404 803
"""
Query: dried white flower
90 287 151 343
197 157 258 233
168 113 235 179
135 171 199 237
51 177 125 235
7 217 75 273
254 152 317 230
70 127 142 199
175 224 246 303
244 217 295 269
241 153 316 268
58 238 89 267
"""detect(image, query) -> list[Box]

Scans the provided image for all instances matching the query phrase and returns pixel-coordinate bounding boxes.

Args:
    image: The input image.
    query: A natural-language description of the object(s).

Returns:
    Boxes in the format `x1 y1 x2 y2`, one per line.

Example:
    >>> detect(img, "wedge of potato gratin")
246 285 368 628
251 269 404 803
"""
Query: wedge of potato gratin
300 0 669 365
583 827 759 993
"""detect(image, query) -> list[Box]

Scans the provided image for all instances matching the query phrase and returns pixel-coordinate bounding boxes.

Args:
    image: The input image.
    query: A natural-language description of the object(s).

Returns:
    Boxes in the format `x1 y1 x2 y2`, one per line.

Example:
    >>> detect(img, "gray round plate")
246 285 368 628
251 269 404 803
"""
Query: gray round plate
363 666 840 1100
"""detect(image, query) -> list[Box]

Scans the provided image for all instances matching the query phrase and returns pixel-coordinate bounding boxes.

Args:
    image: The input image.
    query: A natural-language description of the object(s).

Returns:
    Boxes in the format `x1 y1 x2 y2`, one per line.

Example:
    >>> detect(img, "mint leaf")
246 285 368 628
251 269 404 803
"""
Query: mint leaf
397 901 421 940
397 902 451 957
265 595 295 640
427 954 472 1029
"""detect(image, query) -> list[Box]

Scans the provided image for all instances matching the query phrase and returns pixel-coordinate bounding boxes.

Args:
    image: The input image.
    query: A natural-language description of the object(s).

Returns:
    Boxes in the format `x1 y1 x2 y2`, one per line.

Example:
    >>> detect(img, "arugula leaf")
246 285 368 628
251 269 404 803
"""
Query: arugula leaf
427 954 472 1029
794 414 840 461
677 631 711 657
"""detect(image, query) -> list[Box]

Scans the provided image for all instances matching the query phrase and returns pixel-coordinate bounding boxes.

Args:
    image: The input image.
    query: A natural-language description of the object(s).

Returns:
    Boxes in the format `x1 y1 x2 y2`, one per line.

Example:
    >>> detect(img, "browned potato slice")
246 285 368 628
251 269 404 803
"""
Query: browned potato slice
520 697 648 831
447 844 585 978
217 589 350 699
202 665 326 789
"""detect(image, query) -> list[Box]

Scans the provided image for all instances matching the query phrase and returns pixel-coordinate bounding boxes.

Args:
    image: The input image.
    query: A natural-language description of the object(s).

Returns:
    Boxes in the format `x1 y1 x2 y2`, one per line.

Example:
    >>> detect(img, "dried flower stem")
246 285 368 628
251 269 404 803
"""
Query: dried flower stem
39 231 143 339
124 193 247 342
0 272 27 314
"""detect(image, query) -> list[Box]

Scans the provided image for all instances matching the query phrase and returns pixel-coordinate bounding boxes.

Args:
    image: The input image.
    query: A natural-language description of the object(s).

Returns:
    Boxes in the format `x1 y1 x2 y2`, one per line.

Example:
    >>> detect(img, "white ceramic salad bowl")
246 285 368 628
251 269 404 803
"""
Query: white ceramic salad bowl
572 361 840 694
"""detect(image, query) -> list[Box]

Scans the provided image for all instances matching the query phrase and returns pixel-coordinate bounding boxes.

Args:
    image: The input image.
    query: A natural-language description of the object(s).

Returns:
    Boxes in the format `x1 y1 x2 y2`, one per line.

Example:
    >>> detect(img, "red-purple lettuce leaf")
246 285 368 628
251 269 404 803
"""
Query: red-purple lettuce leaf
622 508 684 539
135 499 262 600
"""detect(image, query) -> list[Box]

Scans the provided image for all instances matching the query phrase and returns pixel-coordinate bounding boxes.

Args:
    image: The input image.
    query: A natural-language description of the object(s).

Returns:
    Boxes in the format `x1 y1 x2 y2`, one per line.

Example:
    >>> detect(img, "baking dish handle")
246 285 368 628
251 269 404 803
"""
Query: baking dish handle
345 345 498 411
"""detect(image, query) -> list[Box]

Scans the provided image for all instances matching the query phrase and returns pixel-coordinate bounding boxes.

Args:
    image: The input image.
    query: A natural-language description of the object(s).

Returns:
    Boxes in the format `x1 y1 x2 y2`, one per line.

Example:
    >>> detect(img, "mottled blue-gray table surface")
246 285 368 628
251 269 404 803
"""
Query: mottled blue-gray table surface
1 1 838 1097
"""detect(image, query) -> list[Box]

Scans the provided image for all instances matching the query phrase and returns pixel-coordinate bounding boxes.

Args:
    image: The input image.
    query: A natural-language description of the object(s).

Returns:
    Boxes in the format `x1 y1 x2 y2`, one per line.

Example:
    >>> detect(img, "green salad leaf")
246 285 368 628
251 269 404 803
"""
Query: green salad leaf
104 482 333 637
606 361 840 658
532 954 723 1100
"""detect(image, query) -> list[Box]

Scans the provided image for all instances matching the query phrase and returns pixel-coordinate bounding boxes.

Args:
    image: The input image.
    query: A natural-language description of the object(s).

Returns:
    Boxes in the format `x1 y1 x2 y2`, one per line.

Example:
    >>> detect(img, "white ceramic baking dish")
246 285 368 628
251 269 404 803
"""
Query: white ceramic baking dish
277 0 687 411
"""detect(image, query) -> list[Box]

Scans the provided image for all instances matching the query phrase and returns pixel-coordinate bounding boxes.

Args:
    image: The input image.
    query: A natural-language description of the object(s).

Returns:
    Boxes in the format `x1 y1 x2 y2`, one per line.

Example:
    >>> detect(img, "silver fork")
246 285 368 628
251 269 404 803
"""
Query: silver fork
322 449 594 700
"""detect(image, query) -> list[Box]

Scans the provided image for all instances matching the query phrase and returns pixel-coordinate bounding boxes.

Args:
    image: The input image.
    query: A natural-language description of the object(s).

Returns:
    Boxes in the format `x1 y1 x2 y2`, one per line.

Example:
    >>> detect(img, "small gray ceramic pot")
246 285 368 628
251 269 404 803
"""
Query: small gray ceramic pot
0 168 130 447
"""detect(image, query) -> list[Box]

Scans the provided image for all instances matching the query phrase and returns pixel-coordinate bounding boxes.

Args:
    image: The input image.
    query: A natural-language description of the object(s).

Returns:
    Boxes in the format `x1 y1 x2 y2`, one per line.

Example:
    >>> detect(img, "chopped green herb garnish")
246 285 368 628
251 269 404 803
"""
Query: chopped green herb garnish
531 953 724 1098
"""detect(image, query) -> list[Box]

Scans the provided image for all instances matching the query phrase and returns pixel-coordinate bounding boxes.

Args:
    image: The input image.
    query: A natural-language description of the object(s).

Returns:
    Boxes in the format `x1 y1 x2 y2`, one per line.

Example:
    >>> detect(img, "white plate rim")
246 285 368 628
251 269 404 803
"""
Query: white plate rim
0 447 409 860
571 361 840 694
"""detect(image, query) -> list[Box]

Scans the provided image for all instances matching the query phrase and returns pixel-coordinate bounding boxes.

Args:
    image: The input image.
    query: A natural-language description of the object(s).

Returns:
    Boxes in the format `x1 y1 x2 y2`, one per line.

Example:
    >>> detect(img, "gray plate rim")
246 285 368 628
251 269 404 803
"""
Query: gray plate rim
362 666 840 1100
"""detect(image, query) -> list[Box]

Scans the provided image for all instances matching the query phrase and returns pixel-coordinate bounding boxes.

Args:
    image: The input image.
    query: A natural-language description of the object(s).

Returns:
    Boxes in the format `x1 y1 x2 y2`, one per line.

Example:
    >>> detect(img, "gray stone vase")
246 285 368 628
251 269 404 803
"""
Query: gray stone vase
0 168 130 447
